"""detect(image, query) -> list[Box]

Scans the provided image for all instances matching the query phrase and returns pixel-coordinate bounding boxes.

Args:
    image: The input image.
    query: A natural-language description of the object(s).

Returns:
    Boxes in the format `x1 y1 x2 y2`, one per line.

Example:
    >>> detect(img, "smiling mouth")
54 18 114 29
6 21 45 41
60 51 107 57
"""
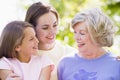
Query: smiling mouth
47 35 55 40
33 46 38 49
78 43 85 47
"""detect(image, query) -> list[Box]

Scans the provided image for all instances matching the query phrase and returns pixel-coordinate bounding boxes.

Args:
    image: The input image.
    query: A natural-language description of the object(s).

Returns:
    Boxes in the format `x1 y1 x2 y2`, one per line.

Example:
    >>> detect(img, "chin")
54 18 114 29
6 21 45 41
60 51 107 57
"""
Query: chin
78 49 86 53
48 40 55 44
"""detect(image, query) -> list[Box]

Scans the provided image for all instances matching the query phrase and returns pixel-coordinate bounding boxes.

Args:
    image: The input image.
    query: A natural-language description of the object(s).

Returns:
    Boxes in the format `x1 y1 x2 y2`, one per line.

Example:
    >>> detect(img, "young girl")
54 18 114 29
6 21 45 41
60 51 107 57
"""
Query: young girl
0 21 53 80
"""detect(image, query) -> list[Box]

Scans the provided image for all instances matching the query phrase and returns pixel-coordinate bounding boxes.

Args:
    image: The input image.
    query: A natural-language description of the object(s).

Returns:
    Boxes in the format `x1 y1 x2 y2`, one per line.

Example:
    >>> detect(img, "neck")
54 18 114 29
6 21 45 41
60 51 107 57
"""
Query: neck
79 48 106 59
38 42 55 50
17 55 31 63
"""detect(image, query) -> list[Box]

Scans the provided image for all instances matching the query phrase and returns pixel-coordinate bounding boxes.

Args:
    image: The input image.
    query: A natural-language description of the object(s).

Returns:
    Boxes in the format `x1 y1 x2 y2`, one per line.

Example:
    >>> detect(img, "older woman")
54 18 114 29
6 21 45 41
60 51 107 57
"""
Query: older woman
57 8 120 80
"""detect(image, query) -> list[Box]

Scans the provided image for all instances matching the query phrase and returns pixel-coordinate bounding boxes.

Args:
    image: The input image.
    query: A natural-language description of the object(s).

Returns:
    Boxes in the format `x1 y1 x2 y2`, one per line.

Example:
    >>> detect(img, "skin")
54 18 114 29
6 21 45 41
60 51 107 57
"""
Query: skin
15 27 39 62
35 12 58 50
73 22 106 59
0 70 21 80
0 27 52 80
39 66 52 80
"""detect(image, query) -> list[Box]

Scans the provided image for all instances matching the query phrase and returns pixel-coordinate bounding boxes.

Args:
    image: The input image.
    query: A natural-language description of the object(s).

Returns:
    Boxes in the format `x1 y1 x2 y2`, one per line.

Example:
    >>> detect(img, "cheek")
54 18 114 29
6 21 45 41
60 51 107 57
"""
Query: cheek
81 36 91 44
36 31 46 39
53 27 58 33
86 36 95 45
37 33 44 39
84 37 89 41
36 29 45 35
55 27 58 31
74 34 77 41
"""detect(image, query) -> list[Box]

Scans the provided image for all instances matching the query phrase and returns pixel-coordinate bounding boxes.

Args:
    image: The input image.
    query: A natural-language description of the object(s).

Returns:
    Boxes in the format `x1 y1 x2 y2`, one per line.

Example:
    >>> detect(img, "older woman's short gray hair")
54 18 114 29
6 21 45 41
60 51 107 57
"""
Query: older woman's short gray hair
71 8 115 47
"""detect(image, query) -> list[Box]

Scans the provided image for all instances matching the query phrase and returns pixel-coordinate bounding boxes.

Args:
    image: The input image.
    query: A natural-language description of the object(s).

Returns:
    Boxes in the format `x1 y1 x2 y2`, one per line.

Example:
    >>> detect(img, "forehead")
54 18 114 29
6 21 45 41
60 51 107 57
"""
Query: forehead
23 27 35 36
73 22 88 31
37 12 57 25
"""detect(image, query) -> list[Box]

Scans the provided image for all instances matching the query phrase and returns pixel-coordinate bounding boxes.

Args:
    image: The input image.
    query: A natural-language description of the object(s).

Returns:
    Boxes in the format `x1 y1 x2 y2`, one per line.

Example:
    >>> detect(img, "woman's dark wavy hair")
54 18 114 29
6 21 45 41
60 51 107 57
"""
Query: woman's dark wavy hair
25 2 59 27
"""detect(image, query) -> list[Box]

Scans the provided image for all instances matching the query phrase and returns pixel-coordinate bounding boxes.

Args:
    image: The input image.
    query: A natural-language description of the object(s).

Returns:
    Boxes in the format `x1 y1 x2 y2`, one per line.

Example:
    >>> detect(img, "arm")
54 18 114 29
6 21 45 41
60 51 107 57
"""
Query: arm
0 69 21 80
117 56 120 60
39 65 52 80
0 69 12 80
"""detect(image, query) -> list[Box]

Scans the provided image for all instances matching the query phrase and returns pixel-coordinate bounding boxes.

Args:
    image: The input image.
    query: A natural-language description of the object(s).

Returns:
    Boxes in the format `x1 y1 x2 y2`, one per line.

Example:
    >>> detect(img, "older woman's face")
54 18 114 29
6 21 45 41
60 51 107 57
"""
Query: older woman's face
73 22 97 53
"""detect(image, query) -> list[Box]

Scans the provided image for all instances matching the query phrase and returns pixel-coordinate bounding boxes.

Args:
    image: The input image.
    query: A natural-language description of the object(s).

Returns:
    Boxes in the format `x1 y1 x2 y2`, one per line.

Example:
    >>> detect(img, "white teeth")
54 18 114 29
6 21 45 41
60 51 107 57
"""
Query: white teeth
48 36 54 39
78 43 85 46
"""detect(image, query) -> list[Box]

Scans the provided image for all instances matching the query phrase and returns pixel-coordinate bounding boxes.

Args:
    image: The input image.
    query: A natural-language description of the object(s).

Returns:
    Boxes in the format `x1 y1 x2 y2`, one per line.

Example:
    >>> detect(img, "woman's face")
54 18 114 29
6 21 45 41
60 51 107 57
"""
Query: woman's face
36 12 58 45
73 22 97 53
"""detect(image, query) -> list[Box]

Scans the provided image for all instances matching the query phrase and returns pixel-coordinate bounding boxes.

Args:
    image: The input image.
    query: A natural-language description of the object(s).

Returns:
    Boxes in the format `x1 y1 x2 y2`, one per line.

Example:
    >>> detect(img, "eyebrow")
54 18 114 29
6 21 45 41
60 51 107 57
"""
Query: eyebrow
41 24 49 27
41 21 58 27
54 21 58 24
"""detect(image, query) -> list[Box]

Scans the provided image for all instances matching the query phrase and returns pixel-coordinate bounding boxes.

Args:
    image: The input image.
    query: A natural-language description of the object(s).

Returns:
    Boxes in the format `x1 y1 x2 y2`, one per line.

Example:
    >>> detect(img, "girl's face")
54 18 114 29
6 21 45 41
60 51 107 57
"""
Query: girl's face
73 22 98 53
16 27 39 60
36 12 58 45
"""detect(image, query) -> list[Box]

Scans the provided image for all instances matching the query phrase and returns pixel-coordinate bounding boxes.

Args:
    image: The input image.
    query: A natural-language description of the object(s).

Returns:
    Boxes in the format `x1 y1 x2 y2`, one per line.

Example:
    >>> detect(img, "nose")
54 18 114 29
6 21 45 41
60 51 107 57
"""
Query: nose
35 37 39 44
74 33 81 41
49 27 56 34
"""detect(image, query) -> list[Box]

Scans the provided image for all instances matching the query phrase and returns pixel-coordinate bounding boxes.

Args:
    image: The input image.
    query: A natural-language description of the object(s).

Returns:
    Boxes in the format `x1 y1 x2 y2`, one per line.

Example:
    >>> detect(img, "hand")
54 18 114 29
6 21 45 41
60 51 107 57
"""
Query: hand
117 56 120 60
6 73 22 80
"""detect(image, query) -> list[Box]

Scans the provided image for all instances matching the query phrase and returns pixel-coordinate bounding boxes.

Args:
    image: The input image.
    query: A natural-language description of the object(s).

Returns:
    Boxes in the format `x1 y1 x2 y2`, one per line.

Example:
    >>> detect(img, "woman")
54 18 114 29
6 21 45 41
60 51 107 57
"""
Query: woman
25 2 77 80
57 8 120 80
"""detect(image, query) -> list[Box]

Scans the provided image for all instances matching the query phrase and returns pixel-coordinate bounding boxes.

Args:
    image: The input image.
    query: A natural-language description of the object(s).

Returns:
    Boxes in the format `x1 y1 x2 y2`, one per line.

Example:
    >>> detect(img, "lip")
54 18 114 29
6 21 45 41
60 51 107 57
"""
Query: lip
78 44 82 48
47 35 55 40
33 46 38 50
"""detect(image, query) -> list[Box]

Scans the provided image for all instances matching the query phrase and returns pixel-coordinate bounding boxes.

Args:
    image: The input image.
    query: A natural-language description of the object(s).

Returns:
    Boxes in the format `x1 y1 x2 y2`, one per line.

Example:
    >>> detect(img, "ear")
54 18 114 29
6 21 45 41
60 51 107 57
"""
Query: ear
15 45 21 52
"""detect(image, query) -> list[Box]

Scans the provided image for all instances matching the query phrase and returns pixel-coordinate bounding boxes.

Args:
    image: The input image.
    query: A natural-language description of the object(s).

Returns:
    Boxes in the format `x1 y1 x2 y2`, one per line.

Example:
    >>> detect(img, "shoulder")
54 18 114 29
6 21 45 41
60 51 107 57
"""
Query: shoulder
58 54 79 72
59 54 77 65
0 57 13 64
0 57 14 70
55 40 78 52
106 52 120 64
31 55 52 62
106 52 118 59
108 52 120 68
55 40 75 49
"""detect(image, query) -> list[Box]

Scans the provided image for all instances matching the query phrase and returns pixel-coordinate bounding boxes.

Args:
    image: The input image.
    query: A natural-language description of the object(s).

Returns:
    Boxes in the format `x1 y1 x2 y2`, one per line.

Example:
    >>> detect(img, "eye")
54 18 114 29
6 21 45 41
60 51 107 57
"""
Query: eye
79 32 85 35
53 24 57 27
53 21 58 27
42 27 48 30
29 37 34 41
